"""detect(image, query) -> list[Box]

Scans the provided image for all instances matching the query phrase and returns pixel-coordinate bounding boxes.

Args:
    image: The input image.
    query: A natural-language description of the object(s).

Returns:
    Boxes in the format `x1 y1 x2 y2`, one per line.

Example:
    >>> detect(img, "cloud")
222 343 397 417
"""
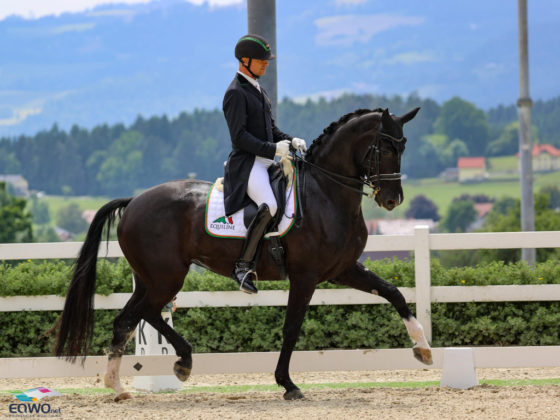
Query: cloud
384 51 437 66
335 0 368 5
314 14 425 47
0 0 152 21
50 23 96 34
185 0 242 6
0 106 42 127
0 0 241 21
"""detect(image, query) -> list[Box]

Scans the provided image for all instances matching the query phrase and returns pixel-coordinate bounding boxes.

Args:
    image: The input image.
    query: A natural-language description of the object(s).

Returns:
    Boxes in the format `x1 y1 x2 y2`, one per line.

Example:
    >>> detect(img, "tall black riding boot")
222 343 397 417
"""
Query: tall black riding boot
232 204 273 294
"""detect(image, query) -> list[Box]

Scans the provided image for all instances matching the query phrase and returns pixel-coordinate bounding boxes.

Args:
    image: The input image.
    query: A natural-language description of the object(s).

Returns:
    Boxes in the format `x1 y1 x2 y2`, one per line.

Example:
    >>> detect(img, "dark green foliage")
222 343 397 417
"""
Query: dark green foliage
440 199 477 233
1 258 560 357
405 195 440 221
434 97 490 156
0 182 33 243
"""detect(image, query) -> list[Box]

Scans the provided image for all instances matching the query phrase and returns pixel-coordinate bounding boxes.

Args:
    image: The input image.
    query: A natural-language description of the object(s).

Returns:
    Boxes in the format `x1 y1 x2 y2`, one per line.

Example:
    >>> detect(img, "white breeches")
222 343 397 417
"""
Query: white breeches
247 156 278 217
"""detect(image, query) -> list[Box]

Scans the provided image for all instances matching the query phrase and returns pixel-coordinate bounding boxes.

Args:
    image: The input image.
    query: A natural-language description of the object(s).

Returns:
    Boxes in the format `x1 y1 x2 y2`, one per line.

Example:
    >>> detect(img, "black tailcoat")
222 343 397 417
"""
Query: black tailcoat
222 73 292 216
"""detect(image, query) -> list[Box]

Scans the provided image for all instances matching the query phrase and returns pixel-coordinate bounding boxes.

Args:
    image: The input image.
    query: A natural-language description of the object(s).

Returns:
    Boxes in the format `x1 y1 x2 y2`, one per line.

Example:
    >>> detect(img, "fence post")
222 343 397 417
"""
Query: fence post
414 225 432 343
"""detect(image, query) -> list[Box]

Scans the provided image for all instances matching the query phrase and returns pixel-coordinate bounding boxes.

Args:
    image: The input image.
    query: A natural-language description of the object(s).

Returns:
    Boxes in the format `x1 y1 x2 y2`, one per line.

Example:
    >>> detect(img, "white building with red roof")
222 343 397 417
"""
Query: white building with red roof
517 144 560 172
457 157 486 183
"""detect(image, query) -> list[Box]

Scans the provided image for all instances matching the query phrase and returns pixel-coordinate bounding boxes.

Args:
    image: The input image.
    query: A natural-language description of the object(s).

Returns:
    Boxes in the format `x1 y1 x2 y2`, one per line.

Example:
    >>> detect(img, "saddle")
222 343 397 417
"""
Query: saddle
205 159 302 278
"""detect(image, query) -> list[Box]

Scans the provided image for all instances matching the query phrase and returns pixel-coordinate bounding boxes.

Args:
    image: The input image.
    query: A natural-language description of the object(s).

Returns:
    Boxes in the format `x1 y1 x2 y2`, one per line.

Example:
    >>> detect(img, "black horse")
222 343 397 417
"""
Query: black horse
54 107 432 401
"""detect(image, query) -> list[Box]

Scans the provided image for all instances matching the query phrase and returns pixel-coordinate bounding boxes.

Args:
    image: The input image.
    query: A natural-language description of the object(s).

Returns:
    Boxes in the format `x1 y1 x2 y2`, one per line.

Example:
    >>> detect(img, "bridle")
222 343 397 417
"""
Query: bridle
360 130 405 197
293 126 405 198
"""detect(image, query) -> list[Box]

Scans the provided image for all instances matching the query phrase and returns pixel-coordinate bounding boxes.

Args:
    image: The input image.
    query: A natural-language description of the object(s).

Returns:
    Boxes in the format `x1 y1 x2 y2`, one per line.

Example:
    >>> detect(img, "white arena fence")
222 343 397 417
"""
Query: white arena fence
1 226 559 379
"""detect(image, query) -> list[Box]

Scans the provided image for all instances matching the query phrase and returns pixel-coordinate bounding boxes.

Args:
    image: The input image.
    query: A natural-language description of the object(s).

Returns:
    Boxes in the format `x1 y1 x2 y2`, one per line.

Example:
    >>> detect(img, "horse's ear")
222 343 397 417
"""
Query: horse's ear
381 108 393 128
399 107 420 125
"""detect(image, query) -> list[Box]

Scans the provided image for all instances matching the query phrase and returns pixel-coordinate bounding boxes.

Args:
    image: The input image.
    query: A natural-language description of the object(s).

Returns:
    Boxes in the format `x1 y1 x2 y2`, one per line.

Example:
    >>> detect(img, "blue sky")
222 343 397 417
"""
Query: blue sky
1 0 559 136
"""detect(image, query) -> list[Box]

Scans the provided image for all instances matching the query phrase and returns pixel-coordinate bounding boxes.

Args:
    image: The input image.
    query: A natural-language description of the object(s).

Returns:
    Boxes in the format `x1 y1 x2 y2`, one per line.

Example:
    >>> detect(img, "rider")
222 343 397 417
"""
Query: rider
223 34 307 294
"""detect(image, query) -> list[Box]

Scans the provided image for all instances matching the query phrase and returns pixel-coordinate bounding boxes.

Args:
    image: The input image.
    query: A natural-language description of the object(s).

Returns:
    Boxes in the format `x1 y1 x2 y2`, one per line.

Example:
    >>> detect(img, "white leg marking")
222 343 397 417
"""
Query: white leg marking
404 317 430 349
104 356 126 395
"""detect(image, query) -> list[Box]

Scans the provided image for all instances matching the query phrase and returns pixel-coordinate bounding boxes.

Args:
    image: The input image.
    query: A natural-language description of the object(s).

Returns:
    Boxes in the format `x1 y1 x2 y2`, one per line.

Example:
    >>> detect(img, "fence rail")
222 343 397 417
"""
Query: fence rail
1 228 560 378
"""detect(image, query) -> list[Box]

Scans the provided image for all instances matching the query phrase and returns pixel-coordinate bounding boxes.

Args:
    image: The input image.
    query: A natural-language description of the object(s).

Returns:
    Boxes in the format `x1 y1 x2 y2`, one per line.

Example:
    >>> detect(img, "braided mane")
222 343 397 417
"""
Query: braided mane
305 108 384 161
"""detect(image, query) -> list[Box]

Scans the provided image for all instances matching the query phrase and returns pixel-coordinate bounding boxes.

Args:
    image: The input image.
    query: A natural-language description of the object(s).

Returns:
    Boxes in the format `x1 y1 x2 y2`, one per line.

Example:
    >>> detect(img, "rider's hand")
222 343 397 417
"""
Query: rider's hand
291 137 307 152
275 140 291 158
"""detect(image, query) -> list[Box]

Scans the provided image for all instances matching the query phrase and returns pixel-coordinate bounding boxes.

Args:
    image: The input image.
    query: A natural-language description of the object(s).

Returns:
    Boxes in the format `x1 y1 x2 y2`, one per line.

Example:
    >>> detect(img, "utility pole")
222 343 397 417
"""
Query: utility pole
247 0 278 121
517 0 536 264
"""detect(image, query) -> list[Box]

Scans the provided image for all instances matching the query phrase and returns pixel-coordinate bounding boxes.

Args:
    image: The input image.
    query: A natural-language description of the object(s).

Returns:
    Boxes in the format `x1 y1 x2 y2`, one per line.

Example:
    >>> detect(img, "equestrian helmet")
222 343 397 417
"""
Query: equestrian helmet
235 34 275 60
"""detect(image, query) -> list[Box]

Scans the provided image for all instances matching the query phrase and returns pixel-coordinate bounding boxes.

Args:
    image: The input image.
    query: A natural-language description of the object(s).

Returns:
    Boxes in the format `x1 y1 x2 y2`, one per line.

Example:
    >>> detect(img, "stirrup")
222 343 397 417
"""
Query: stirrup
239 268 258 291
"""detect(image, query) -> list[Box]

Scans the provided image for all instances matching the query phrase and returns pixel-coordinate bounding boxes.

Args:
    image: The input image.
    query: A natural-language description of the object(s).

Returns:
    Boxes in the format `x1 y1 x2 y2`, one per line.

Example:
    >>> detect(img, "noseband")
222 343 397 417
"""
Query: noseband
294 127 404 198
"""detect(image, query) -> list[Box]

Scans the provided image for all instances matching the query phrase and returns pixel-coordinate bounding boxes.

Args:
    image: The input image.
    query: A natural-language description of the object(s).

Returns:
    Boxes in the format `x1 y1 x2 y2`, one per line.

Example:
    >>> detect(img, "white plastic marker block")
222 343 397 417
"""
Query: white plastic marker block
440 347 479 389
133 311 183 392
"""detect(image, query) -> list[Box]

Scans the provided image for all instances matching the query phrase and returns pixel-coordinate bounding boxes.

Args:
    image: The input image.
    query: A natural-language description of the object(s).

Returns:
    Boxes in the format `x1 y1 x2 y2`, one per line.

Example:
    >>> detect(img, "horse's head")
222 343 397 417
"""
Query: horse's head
363 107 419 210
305 106 419 211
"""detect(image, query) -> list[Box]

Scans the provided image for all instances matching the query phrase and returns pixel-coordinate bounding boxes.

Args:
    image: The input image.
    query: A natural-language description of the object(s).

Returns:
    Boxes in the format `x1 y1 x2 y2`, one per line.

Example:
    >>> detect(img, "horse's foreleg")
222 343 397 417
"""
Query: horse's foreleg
143 314 193 382
275 278 316 400
331 262 432 365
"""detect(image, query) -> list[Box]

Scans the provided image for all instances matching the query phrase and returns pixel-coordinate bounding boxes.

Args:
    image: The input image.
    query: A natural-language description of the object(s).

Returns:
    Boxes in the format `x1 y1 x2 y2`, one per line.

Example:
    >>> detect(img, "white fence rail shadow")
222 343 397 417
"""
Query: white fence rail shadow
1 227 559 378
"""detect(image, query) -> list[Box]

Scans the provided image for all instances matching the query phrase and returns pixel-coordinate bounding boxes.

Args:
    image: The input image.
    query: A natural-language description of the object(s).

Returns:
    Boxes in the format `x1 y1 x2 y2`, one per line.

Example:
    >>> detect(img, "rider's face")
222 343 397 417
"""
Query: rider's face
243 58 268 78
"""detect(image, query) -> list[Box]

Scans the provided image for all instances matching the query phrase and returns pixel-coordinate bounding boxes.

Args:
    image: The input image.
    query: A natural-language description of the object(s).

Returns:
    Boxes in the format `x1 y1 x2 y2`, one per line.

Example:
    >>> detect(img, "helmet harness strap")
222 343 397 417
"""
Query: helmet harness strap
242 58 260 79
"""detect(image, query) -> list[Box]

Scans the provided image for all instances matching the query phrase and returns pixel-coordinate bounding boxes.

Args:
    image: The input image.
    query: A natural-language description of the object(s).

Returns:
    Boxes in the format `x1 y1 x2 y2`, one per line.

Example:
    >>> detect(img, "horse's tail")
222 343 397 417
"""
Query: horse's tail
54 197 132 362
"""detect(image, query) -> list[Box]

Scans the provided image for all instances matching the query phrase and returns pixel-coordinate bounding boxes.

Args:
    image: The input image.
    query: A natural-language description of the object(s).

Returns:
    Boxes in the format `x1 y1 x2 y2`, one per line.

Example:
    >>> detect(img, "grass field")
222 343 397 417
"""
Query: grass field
40 195 109 219
362 170 560 220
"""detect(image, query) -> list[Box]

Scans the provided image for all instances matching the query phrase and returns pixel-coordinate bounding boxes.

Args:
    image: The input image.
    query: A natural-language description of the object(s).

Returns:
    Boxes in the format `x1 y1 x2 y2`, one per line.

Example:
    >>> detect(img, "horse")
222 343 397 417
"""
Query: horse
54 107 432 401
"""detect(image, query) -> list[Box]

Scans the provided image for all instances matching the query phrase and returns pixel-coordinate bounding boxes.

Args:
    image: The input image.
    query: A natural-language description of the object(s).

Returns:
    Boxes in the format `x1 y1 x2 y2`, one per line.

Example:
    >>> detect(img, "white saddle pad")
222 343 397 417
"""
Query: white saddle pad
205 174 297 239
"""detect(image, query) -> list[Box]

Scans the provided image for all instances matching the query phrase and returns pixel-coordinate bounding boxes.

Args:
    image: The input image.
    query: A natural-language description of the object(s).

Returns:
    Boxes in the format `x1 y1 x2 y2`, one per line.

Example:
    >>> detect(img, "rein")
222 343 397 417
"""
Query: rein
293 131 404 198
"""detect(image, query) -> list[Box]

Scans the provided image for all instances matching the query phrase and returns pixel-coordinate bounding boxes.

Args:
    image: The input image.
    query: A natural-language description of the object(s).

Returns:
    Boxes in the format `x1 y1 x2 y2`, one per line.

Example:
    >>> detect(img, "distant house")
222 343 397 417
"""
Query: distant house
457 157 486 183
517 144 560 172
440 167 459 182
0 174 29 197
468 202 494 231
82 210 97 224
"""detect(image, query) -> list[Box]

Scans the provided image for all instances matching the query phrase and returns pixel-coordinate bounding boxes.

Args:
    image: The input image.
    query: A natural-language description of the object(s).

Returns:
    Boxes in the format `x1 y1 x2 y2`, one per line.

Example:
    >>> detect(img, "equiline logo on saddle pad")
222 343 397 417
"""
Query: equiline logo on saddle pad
205 176 297 239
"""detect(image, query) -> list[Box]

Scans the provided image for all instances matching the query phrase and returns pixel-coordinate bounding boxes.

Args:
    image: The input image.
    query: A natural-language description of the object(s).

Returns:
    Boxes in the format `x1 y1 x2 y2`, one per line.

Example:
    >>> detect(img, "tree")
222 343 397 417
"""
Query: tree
0 182 33 243
434 97 490 156
441 199 477 233
486 121 539 156
401 137 442 178
539 185 560 209
30 195 51 224
56 203 88 234
405 195 440 221
440 138 469 168
478 193 560 263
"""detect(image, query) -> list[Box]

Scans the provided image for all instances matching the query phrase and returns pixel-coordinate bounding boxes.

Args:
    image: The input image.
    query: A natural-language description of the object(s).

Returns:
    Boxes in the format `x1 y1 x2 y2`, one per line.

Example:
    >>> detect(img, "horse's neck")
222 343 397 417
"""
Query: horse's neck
305 163 364 218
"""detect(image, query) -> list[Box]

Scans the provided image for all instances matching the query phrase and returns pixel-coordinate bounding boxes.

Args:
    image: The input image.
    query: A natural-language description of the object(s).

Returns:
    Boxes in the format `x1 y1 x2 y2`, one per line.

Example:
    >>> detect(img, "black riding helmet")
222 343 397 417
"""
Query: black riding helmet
235 34 275 61
235 34 275 79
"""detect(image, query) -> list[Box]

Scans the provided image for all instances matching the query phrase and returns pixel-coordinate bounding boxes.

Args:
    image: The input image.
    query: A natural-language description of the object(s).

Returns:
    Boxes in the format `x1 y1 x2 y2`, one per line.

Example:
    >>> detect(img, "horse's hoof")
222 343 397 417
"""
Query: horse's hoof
174 360 192 382
283 388 305 400
413 346 433 365
114 392 132 402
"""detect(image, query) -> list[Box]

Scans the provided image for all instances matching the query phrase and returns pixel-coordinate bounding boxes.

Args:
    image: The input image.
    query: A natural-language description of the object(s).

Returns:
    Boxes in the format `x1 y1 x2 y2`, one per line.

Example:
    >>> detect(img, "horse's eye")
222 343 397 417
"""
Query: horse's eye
382 149 392 157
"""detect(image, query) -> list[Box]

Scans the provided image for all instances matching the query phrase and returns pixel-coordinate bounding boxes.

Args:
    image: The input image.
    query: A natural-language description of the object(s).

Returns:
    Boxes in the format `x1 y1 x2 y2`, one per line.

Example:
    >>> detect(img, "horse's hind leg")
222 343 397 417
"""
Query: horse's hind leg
104 274 146 401
331 262 433 365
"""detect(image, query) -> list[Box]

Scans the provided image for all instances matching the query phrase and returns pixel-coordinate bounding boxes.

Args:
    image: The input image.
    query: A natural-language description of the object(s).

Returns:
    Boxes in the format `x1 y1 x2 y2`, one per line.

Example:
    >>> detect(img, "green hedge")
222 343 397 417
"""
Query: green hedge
1 259 560 357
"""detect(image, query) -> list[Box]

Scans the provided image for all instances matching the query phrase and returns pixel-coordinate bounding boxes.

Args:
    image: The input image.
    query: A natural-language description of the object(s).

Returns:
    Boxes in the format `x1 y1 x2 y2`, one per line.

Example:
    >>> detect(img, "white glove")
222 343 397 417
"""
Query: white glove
291 137 307 152
275 140 291 158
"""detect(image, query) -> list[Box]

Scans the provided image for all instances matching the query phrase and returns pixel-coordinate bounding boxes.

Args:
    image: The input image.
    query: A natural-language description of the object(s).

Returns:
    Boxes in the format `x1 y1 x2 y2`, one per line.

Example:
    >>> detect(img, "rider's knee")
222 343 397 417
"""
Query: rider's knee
268 201 278 217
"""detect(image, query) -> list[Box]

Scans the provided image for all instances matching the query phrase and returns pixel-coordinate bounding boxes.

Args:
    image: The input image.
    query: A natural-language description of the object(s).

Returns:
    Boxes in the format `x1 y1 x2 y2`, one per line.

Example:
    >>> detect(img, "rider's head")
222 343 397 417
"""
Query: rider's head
235 34 275 79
